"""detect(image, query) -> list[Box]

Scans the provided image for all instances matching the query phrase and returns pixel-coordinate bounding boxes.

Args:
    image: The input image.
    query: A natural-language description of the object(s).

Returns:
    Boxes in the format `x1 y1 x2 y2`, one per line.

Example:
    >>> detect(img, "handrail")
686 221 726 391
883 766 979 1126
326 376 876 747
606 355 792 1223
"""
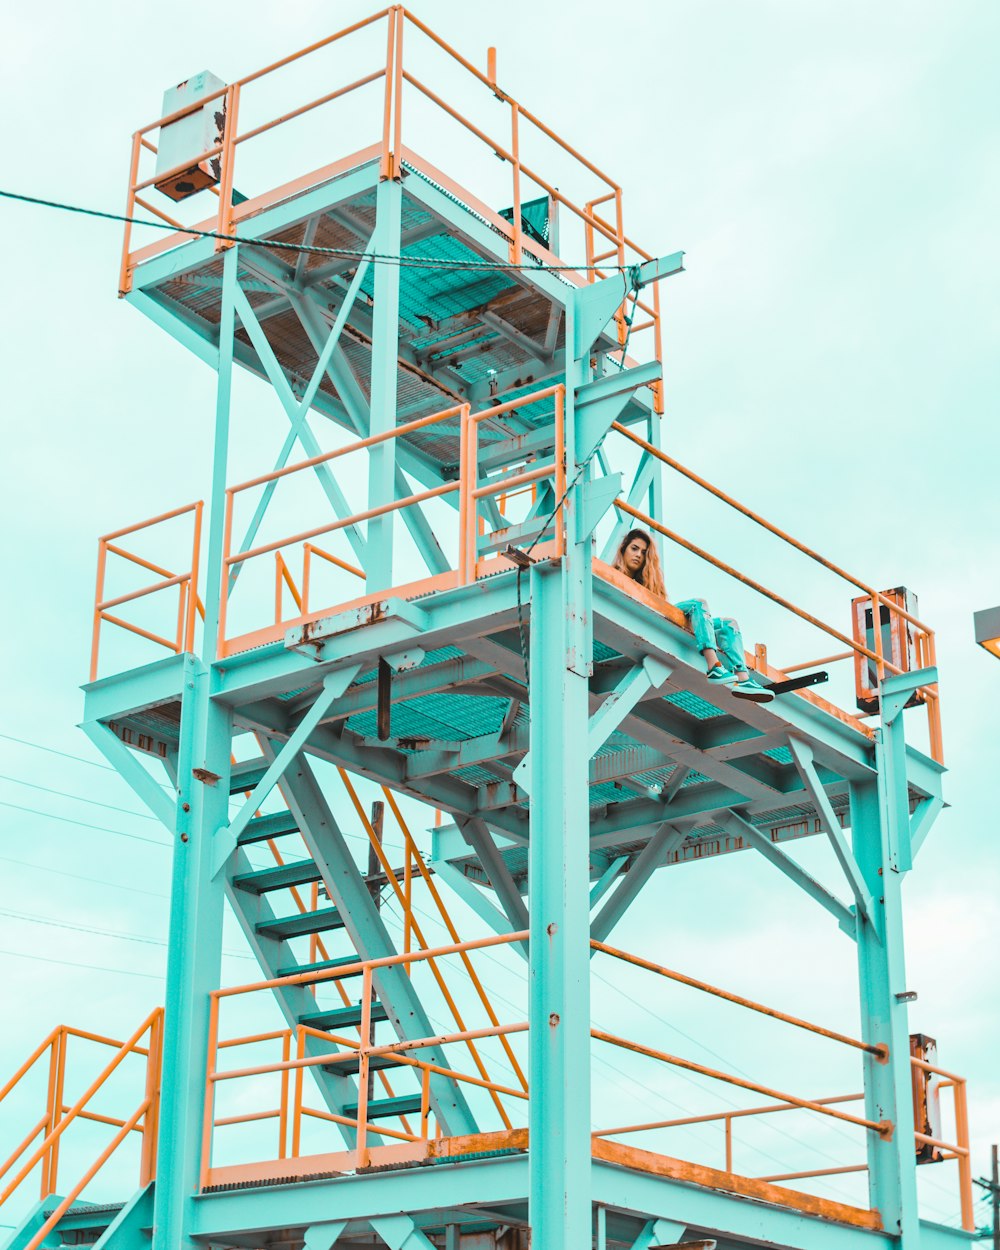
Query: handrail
202 931 529 1181
116 4 658 382
0 1010 162 1250
592 1028 890 1137
90 501 202 681
217 383 565 654
591 940 885 1059
609 486 943 762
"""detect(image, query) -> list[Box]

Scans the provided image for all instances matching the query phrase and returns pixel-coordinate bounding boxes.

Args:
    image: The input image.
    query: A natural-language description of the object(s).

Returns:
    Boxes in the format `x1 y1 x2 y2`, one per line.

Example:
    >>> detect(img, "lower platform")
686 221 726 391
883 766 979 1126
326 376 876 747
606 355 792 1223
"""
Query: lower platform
17 1143 974 1250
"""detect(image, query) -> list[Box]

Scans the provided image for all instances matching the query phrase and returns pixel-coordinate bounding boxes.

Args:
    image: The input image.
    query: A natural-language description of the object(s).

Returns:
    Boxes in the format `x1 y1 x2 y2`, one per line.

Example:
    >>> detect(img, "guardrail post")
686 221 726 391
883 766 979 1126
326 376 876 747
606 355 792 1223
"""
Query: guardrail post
850 771 921 1242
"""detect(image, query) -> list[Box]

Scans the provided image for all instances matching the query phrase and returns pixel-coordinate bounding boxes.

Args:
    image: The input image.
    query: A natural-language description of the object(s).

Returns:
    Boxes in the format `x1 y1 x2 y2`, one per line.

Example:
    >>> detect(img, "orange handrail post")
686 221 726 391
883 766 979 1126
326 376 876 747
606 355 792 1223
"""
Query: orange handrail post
118 130 142 295
214 83 241 251
356 967 373 1169
381 7 397 179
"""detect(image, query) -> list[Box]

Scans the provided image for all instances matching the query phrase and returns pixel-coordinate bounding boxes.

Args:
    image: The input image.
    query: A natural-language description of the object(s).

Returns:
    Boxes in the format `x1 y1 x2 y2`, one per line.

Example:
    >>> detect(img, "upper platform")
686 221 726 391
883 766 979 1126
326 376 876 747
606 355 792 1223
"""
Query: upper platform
119 3 664 458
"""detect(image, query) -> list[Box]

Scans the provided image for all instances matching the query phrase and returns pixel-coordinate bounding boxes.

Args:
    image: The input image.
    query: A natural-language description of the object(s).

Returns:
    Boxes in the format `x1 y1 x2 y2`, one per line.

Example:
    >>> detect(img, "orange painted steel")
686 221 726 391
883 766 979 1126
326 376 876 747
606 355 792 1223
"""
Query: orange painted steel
591 940 886 1059
234 71 385 149
205 973 529 1176
461 385 565 580
610 419 943 759
340 774 527 1114
90 501 202 681
203 930 528 1182
909 1057 975 1231
341 778 518 1128
597 1092 865 1139
219 383 562 651
783 651 855 674
301 542 364 613
596 1092 866 1179
614 501 905 677
757 1163 868 1184
118 6 660 375
592 1028 891 1138
365 782 528 1092
226 774 413 1149
0 1010 162 1225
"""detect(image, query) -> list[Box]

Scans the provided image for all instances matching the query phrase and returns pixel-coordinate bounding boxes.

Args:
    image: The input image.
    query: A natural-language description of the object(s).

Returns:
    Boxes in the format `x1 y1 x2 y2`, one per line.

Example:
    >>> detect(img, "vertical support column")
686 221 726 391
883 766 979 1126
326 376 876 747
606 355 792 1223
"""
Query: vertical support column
366 177 403 591
527 559 592 1249
851 721 921 1246
151 245 239 1250
203 245 238 662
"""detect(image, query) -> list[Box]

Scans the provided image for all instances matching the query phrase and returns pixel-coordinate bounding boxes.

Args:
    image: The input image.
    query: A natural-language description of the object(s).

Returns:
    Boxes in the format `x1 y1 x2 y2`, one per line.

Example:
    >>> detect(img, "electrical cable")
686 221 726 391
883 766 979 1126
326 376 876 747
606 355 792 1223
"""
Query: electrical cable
0 905 256 962
0 852 168 901
0 946 164 981
0 799 171 847
0 772 158 820
0 731 120 772
0 189 632 278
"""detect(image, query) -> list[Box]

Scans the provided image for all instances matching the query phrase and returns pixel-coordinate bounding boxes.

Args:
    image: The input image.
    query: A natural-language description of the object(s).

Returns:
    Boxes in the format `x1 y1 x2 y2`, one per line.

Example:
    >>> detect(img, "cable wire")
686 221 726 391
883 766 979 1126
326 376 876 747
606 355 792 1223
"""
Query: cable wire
0 799 171 847
0 189 633 278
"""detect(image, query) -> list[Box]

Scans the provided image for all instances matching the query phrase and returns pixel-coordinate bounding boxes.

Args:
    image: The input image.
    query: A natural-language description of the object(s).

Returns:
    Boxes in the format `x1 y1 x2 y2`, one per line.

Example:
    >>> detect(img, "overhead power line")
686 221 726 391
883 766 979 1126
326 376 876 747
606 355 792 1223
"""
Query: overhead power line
0 799 171 847
0 189 632 277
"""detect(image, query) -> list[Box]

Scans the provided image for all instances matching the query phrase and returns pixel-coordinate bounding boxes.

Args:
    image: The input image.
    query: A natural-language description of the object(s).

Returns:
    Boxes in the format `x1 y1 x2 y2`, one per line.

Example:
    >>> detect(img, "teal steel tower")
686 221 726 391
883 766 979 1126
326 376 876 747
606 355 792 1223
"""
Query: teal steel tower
1 9 977 1250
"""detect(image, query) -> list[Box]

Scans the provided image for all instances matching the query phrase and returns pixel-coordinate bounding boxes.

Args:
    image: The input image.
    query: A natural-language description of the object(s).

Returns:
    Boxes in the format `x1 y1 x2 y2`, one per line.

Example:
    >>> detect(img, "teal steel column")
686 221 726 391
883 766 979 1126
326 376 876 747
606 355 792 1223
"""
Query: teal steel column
365 177 402 591
527 559 592 1248
151 246 239 1250
851 733 921 1246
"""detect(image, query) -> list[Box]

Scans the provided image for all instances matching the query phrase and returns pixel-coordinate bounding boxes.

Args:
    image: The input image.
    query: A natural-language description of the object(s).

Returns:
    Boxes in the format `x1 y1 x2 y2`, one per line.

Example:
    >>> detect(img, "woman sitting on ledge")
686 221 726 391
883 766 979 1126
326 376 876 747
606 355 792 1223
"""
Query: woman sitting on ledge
612 528 773 704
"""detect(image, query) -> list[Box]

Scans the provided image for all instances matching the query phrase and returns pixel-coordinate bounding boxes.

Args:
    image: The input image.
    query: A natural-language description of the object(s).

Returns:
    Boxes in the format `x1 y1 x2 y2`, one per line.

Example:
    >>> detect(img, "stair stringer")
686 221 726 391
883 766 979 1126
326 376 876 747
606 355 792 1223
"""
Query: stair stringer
265 745 479 1138
223 845 363 1146
93 1182 154 1249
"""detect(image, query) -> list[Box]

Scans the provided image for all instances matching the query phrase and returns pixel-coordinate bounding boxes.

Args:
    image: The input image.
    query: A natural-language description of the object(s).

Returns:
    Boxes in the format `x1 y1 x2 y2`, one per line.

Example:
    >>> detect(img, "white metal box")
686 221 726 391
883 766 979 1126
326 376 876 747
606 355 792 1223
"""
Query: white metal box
154 71 227 202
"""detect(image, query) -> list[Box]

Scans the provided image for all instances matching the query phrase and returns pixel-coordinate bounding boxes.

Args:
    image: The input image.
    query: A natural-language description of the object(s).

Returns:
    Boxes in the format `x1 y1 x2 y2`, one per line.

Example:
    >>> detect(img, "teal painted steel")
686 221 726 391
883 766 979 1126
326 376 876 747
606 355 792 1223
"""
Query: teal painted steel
527 560 593 1249
66 50 957 1250
366 177 403 591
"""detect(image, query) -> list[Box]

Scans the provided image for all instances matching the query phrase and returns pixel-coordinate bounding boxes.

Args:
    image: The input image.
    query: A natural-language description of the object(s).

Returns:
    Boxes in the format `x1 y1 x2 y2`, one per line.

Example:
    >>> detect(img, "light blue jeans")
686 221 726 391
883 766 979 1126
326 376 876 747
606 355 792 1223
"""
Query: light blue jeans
675 598 747 673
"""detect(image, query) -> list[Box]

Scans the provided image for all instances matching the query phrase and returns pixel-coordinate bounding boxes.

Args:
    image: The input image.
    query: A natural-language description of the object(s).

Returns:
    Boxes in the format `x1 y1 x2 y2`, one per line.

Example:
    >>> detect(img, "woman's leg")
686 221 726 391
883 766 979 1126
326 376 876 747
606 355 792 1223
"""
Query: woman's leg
676 599 721 668
713 616 749 678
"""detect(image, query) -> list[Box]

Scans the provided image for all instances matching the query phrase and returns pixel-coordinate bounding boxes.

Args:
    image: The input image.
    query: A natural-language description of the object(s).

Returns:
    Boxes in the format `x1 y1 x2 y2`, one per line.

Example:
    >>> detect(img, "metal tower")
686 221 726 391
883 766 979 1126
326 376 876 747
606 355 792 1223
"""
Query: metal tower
1 9 977 1250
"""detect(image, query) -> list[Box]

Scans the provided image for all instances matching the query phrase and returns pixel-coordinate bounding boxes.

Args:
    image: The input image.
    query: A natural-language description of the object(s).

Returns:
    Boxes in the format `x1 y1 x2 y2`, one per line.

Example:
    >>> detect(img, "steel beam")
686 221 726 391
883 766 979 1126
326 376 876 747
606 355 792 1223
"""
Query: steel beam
722 810 856 936
788 735 875 929
852 756 922 1243
590 824 687 945
526 560 592 1249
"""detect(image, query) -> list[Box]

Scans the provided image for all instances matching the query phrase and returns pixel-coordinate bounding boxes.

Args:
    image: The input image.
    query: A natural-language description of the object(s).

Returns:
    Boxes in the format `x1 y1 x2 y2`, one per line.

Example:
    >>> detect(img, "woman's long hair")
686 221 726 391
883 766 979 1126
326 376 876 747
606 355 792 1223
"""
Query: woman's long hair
613 529 666 597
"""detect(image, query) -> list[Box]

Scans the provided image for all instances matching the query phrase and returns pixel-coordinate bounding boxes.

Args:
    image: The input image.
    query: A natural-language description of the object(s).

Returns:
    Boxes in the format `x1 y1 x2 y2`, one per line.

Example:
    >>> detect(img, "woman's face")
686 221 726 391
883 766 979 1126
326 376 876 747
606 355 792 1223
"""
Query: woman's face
622 537 648 576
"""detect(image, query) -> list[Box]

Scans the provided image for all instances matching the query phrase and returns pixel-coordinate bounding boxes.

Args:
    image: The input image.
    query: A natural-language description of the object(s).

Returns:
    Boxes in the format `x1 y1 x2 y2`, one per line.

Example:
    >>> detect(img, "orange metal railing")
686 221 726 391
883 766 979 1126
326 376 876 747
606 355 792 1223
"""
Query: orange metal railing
90 502 203 681
0 1011 163 1250
116 8 661 385
230 755 525 1132
589 941 974 1230
218 384 565 655
201 931 529 1182
606 421 944 762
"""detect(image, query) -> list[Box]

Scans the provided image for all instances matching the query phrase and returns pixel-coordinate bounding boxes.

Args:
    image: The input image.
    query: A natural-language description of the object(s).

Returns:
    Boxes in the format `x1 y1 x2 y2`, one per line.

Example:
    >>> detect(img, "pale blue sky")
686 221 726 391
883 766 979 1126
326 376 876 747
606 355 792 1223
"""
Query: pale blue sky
1 0 997 1234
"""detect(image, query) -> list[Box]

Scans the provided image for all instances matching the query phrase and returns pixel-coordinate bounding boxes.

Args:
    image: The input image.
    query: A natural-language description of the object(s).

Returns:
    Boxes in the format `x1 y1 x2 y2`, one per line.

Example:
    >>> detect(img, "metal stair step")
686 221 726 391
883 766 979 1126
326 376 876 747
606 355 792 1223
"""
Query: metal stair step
277 954 365 980
237 809 300 846
229 757 269 795
323 1052 402 1077
255 907 343 940
344 1093 425 1120
299 1001 389 1032
232 859 321 894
